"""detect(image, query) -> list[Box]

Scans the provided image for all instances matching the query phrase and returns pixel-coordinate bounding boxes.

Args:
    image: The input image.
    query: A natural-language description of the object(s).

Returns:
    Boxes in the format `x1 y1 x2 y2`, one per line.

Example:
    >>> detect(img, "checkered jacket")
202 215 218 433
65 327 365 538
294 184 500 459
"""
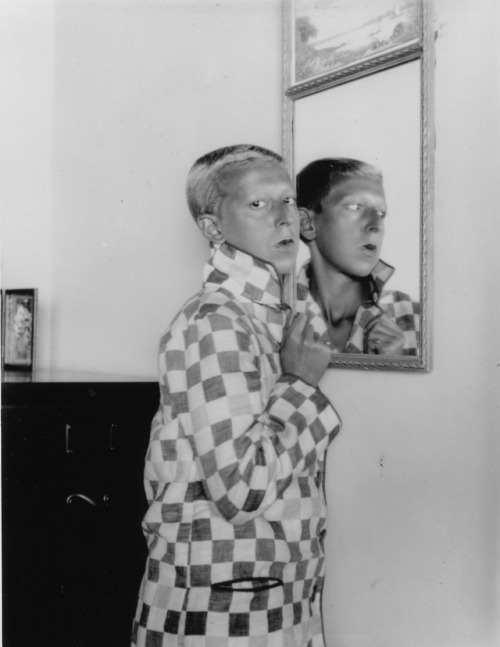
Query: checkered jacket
296 260 420 355
141 243 341 593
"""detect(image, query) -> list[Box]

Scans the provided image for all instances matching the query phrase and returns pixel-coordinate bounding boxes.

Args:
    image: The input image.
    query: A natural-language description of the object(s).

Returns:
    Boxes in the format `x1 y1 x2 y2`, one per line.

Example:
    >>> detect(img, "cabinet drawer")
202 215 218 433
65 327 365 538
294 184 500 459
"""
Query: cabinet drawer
1 379 159 647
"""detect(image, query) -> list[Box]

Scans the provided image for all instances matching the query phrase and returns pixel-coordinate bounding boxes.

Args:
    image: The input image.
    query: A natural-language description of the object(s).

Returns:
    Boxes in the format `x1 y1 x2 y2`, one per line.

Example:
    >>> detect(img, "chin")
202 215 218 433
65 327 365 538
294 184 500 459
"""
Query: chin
348 266 375 280
273 259 296 275
355 260 379 278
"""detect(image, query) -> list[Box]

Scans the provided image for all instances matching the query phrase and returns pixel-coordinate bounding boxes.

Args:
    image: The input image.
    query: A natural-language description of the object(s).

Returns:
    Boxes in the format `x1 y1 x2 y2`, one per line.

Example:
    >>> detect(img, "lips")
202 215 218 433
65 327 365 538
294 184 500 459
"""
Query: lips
275 238 295 251
361 243 377 254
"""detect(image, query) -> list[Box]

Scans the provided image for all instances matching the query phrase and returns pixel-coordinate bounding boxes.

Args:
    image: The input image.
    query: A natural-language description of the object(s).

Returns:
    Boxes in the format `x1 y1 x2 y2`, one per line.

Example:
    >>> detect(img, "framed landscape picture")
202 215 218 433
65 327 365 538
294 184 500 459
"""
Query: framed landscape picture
2 289 37 371
285 0 422 95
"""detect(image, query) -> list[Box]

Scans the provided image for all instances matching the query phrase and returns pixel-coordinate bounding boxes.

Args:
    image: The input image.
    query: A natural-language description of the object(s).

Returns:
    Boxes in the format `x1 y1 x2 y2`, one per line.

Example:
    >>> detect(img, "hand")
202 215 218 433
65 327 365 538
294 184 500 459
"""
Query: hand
364 312 405 355
280 313 331 387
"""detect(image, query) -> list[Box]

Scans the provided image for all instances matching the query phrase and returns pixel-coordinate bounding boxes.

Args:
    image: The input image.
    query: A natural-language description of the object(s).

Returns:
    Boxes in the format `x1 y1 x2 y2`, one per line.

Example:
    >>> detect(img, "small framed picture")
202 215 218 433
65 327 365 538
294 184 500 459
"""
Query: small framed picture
2 289 37 372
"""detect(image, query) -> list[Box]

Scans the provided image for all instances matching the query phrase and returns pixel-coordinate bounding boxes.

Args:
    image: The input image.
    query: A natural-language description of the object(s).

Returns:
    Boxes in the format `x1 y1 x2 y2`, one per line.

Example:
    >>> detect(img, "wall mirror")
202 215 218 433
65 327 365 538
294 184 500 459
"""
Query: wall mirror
283 0 434 371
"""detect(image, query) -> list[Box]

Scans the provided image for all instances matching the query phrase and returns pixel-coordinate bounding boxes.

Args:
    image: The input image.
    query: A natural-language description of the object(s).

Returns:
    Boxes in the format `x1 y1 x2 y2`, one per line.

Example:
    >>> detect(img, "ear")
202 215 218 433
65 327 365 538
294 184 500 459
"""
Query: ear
299 208 317 241
197 214 225 244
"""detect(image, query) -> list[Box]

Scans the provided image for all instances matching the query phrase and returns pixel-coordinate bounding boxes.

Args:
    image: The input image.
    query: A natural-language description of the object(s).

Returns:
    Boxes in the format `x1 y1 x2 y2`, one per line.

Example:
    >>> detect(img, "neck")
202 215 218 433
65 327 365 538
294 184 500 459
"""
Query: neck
308 242 369 326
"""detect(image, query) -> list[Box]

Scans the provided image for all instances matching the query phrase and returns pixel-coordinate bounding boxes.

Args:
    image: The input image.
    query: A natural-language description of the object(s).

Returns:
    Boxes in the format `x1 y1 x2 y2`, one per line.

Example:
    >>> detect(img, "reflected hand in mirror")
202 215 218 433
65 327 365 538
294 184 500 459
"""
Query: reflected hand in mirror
296 158 420 357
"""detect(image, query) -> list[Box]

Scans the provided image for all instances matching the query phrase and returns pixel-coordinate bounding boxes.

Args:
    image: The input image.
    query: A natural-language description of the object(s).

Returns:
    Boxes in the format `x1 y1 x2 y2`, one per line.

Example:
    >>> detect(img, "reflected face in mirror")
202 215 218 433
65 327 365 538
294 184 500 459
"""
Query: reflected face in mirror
308 177 387 279
297 158 420 359
215 162 300 275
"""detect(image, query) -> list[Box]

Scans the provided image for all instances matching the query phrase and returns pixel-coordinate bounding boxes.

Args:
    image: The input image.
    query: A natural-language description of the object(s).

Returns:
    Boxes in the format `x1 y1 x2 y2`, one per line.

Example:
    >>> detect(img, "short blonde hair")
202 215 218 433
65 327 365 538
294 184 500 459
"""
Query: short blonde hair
186 144 285 221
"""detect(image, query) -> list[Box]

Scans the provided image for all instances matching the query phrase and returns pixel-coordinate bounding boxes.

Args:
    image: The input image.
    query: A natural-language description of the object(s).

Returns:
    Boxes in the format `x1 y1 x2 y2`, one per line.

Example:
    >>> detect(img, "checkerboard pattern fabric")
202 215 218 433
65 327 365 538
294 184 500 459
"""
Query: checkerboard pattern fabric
132 243 341 646
297 260 420 355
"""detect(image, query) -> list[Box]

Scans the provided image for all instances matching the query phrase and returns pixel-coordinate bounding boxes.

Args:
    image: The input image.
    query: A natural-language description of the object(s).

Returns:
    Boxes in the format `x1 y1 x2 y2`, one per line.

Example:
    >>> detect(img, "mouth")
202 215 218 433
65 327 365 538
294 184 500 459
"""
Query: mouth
275 238 296 252
361 243 378 254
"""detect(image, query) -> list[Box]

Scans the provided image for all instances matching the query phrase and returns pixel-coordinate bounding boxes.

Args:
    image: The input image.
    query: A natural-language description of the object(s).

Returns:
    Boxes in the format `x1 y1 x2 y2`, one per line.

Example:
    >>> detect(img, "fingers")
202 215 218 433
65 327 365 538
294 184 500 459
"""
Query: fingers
285 313 308 337
286 315 330 361
281 312 331 385
365 335 385 354
366 315 399 340
363 312 383 335
364 316 405 355
286 313 319 344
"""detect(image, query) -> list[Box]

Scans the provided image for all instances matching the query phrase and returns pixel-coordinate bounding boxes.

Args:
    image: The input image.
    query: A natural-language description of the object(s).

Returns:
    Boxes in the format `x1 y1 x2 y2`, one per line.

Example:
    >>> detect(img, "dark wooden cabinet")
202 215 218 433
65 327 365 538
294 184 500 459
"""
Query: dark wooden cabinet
2 373 159 647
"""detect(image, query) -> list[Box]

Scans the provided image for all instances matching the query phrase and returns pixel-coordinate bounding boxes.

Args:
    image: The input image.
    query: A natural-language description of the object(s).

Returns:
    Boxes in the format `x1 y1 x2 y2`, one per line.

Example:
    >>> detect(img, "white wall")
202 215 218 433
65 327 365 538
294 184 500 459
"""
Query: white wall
0 0 54 369
2 1 499 646
2 0 284 377
321 2 500 646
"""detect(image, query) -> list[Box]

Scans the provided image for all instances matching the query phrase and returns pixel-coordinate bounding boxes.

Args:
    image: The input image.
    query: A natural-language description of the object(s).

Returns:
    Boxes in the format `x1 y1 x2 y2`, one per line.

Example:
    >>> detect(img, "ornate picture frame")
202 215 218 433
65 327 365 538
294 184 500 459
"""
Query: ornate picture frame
283 0 434 371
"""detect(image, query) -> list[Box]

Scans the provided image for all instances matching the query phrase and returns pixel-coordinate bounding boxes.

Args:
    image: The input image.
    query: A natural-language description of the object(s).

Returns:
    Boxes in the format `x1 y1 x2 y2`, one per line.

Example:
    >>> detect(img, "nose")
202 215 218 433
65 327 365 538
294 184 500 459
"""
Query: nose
364 208 383 233
275 202 297 228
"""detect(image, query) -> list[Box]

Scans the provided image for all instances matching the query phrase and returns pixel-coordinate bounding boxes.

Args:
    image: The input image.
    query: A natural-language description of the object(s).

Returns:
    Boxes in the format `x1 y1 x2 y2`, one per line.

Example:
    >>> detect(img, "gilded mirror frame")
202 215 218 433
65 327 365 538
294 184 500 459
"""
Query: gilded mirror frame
283 0 434 371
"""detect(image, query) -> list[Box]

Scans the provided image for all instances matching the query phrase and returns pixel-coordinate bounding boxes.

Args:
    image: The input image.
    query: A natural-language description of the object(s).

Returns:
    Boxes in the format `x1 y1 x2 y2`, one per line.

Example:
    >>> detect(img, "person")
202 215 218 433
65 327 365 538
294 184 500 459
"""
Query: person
296 158 420 356
131 144 341 647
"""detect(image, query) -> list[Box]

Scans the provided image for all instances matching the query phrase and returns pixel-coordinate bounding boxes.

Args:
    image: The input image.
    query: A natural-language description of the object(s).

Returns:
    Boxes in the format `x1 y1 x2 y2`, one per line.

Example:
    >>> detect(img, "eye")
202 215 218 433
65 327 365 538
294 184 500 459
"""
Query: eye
250 200 266 209
376 210 387 219
284 196 296 205
346 203 362 212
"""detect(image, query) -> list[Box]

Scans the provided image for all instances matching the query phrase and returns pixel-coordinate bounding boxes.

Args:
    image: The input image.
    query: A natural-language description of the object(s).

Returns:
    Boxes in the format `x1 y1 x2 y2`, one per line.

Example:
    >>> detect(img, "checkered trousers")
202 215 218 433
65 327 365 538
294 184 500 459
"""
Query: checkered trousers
297 260 420 355
132 244 341 646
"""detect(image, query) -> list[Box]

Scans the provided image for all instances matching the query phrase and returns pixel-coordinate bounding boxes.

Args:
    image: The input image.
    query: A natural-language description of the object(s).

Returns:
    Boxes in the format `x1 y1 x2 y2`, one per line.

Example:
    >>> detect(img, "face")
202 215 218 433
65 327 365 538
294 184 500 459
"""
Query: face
214 162 300 274
310 177 387 278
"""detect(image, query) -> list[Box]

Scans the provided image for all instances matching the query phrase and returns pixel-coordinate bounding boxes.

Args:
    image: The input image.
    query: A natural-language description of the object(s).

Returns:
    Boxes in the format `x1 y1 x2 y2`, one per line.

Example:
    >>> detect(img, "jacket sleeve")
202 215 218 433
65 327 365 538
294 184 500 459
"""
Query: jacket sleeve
166 310 341 525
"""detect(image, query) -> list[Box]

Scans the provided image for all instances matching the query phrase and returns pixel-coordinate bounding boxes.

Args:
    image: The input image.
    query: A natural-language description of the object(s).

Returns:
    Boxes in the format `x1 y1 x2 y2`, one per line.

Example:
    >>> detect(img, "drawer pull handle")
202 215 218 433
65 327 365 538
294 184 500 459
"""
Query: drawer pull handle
66 493 110 507
65 424 74 454
66 493 97 507
109 423 117 451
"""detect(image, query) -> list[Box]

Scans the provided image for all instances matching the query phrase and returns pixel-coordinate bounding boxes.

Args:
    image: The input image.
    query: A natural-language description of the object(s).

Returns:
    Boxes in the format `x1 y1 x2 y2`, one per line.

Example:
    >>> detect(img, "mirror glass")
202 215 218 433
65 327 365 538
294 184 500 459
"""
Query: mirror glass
294 60 420 307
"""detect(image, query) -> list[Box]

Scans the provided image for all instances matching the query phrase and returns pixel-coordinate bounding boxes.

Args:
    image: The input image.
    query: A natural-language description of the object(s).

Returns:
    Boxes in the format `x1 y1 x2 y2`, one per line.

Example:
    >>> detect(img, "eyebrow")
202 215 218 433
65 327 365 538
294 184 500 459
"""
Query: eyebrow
339 192 386 202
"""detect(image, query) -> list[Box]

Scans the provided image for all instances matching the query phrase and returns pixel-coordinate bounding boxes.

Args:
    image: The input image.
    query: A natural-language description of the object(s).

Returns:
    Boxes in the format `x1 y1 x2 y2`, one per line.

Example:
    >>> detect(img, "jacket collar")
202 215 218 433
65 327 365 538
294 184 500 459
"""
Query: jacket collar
367 260 395 303
204 242 286 308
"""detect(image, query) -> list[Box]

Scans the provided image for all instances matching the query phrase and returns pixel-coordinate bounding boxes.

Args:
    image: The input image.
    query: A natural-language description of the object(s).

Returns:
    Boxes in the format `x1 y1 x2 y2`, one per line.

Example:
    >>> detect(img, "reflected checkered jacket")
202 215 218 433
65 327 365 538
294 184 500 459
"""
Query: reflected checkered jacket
141 243 341 594
297 260 420 355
